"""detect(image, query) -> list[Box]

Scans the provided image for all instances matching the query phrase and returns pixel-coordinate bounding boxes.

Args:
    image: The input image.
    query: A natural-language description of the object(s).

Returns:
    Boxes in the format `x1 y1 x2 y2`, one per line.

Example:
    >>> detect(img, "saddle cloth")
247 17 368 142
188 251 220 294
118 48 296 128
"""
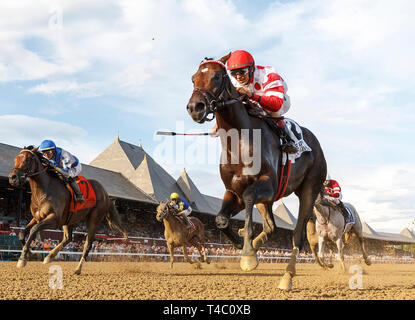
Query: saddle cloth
67 176 97 214
343 205 355 234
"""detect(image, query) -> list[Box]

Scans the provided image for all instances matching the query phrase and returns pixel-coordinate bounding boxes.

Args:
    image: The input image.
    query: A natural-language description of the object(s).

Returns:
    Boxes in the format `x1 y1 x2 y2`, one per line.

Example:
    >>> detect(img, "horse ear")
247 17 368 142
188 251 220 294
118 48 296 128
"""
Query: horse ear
218 52 231 65
33 147 39 152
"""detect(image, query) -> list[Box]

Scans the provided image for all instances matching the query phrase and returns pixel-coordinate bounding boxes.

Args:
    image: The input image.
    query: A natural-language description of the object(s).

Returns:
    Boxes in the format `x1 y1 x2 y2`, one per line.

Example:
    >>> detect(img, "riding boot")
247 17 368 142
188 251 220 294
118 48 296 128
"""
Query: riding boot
181 213 192 229
69 179 85 203
277 120 298 154
338 201 349 223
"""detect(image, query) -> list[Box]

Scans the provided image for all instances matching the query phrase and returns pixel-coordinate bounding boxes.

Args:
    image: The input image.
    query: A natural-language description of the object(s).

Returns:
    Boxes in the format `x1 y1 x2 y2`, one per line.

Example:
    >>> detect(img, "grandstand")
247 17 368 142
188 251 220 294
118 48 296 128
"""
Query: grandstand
1 138 415 261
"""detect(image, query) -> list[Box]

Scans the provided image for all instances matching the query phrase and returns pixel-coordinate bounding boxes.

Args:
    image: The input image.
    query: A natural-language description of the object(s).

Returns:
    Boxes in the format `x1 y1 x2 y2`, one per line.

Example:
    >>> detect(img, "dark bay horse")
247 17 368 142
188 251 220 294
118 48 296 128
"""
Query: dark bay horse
156 201 210 268
8 146 127 275
186 54 327 290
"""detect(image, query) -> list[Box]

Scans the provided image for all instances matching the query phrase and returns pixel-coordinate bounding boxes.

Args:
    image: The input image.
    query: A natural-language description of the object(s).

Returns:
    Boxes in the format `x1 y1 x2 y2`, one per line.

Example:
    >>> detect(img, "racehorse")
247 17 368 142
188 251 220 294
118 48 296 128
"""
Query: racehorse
8 146 128 275
156 201 210 268
306 191 371 271
186 54 327 290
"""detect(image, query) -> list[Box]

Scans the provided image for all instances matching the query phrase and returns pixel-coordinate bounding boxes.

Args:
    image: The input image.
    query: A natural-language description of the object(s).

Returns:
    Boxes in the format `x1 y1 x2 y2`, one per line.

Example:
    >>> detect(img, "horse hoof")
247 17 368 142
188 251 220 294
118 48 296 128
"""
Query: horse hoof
43 257 52 264
365 259 372 266
74 269 81 275
327 264 334 269
240 255 258 272
17 259 27 268
278 272 293 291
215 215 229 229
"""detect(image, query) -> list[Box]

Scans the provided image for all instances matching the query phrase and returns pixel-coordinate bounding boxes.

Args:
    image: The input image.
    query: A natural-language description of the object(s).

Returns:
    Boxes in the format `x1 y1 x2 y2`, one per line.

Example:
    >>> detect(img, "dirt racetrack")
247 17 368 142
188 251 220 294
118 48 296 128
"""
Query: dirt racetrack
1 261 415 300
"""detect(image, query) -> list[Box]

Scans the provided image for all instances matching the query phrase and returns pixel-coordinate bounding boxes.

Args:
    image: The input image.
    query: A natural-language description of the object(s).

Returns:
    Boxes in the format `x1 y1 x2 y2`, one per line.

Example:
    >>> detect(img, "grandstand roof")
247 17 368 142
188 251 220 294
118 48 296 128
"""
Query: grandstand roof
176 168 216 214
90 137 188 203
0 142 156 204
400 228 415 240
273 201 297 230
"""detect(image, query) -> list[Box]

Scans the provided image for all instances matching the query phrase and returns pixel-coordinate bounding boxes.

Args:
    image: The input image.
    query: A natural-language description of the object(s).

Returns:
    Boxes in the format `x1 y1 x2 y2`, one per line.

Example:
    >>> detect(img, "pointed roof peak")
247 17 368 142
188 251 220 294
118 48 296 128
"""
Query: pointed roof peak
362 221 378 235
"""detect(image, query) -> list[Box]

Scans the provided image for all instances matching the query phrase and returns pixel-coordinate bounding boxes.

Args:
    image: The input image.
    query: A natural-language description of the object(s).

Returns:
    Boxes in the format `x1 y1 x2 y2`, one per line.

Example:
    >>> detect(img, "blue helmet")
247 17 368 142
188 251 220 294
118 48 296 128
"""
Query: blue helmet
39 140 56 152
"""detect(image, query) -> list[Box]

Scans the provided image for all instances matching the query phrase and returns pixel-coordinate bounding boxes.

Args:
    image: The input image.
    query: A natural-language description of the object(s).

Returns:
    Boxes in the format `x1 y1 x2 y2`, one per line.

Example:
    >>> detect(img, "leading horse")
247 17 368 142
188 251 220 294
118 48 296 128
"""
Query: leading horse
186 54 327 290
8 146 128 274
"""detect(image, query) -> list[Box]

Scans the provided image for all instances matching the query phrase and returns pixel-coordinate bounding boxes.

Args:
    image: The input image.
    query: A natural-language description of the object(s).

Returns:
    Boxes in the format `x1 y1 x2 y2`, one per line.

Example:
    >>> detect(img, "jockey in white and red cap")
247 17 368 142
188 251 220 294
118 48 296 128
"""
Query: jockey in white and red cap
211 50 298 154
323 176 351 225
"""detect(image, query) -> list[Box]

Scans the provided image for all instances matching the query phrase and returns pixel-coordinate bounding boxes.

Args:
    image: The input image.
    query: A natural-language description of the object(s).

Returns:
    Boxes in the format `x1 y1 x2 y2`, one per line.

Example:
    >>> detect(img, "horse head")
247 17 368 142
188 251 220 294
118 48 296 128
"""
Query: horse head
9 146 43 187
187 53 238 123
156 201 172 222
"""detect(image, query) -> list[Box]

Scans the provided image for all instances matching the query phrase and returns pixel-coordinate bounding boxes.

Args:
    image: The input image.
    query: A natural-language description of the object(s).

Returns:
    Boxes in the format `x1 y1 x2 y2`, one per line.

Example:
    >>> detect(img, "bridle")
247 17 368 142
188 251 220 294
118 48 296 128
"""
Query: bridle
193 60 244 123
15 149 47 180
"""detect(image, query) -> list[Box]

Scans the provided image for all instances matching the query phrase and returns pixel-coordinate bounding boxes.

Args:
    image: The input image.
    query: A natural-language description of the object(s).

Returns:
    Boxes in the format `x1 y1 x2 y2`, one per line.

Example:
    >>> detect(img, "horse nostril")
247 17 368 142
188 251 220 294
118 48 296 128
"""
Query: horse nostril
195 102 205 113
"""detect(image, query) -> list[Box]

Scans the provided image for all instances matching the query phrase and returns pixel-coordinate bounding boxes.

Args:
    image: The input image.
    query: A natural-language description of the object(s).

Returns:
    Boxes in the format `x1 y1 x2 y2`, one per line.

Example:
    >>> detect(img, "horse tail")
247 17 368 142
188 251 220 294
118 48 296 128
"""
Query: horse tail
106 201 128 239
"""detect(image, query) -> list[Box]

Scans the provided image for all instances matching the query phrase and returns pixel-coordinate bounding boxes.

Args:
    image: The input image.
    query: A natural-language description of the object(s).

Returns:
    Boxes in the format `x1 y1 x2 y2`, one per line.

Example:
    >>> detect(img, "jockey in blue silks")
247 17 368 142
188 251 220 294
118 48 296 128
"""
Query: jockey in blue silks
169 192 192 229
39 140 85 202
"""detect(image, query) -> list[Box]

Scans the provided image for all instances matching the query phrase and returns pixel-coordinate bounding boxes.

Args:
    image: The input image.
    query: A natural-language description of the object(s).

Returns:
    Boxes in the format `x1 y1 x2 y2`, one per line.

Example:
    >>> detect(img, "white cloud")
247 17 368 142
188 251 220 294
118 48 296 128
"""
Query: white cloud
28 81 101 97
0 114 101 163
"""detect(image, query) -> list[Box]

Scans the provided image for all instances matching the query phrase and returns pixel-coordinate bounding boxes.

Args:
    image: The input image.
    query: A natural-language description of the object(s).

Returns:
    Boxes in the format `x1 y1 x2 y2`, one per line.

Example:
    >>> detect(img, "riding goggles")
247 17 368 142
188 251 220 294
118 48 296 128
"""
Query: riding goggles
230 67 250 77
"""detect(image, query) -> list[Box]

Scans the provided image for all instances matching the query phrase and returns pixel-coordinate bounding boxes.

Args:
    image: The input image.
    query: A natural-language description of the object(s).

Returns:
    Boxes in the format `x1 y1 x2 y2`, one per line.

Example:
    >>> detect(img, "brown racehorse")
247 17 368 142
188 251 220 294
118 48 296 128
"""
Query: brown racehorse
156 201 210 268
186 54 327 291
8 146 128 275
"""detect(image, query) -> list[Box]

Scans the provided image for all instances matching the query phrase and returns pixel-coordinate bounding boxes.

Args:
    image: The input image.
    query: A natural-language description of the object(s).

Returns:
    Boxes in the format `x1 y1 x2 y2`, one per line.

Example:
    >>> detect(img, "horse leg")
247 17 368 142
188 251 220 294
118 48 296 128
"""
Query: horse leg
74 219 97 275
18 218 36 246
252 203 276 251
306 219 324 268
357 234 371 266
215 190 245 249
191 237 209 264
278 183 321 291
240 178 275 272
182 245 193 264
327 248 334 269
167 242 175 269
17 215 56 268
317 236 327 269
336 238 346 272
44 225 73 264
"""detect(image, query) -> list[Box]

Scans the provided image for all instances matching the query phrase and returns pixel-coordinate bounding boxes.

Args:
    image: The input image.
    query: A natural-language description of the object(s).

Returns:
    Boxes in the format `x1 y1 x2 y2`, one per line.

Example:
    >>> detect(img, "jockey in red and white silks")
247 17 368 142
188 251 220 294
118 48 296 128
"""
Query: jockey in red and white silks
323 179 342 204
229 64 290 117
211 50 298 154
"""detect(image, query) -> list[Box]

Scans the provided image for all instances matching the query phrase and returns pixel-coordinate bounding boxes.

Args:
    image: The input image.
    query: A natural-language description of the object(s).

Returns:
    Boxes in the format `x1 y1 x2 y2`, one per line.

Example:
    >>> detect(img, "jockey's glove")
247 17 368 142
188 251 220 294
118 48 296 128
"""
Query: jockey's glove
55 167 69 178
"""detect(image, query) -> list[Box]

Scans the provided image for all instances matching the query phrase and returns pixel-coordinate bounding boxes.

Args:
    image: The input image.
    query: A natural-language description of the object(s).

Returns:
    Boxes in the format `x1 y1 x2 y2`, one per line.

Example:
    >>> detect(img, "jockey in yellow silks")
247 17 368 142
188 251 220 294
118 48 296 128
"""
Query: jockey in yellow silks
169 193 192 229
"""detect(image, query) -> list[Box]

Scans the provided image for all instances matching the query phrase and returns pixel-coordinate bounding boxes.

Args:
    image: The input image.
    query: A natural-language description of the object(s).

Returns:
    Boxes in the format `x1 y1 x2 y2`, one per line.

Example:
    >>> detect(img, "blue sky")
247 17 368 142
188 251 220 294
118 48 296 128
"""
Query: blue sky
1 0 415 233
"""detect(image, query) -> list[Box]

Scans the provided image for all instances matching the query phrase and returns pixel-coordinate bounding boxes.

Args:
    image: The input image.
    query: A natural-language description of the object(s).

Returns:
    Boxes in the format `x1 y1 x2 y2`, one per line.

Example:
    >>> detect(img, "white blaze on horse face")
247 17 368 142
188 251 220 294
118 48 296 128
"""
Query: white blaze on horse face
201 68 209 73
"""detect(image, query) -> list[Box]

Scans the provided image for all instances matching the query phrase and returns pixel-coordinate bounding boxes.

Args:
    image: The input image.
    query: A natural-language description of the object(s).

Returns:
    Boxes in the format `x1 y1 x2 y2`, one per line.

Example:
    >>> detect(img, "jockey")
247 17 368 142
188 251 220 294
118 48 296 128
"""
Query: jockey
211 50 298 154
39 140 85 203
323 176 351 226
169 192 192 229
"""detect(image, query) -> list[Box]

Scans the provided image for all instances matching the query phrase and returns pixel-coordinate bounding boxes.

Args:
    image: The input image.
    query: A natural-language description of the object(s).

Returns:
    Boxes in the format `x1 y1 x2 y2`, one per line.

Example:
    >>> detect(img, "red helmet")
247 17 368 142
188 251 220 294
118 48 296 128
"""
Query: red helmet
226 50 255 70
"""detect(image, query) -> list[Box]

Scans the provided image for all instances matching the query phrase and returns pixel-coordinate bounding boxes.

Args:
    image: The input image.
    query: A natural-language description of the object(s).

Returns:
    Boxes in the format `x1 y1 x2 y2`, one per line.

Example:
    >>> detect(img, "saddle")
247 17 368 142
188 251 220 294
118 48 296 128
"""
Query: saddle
244 100 311 161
